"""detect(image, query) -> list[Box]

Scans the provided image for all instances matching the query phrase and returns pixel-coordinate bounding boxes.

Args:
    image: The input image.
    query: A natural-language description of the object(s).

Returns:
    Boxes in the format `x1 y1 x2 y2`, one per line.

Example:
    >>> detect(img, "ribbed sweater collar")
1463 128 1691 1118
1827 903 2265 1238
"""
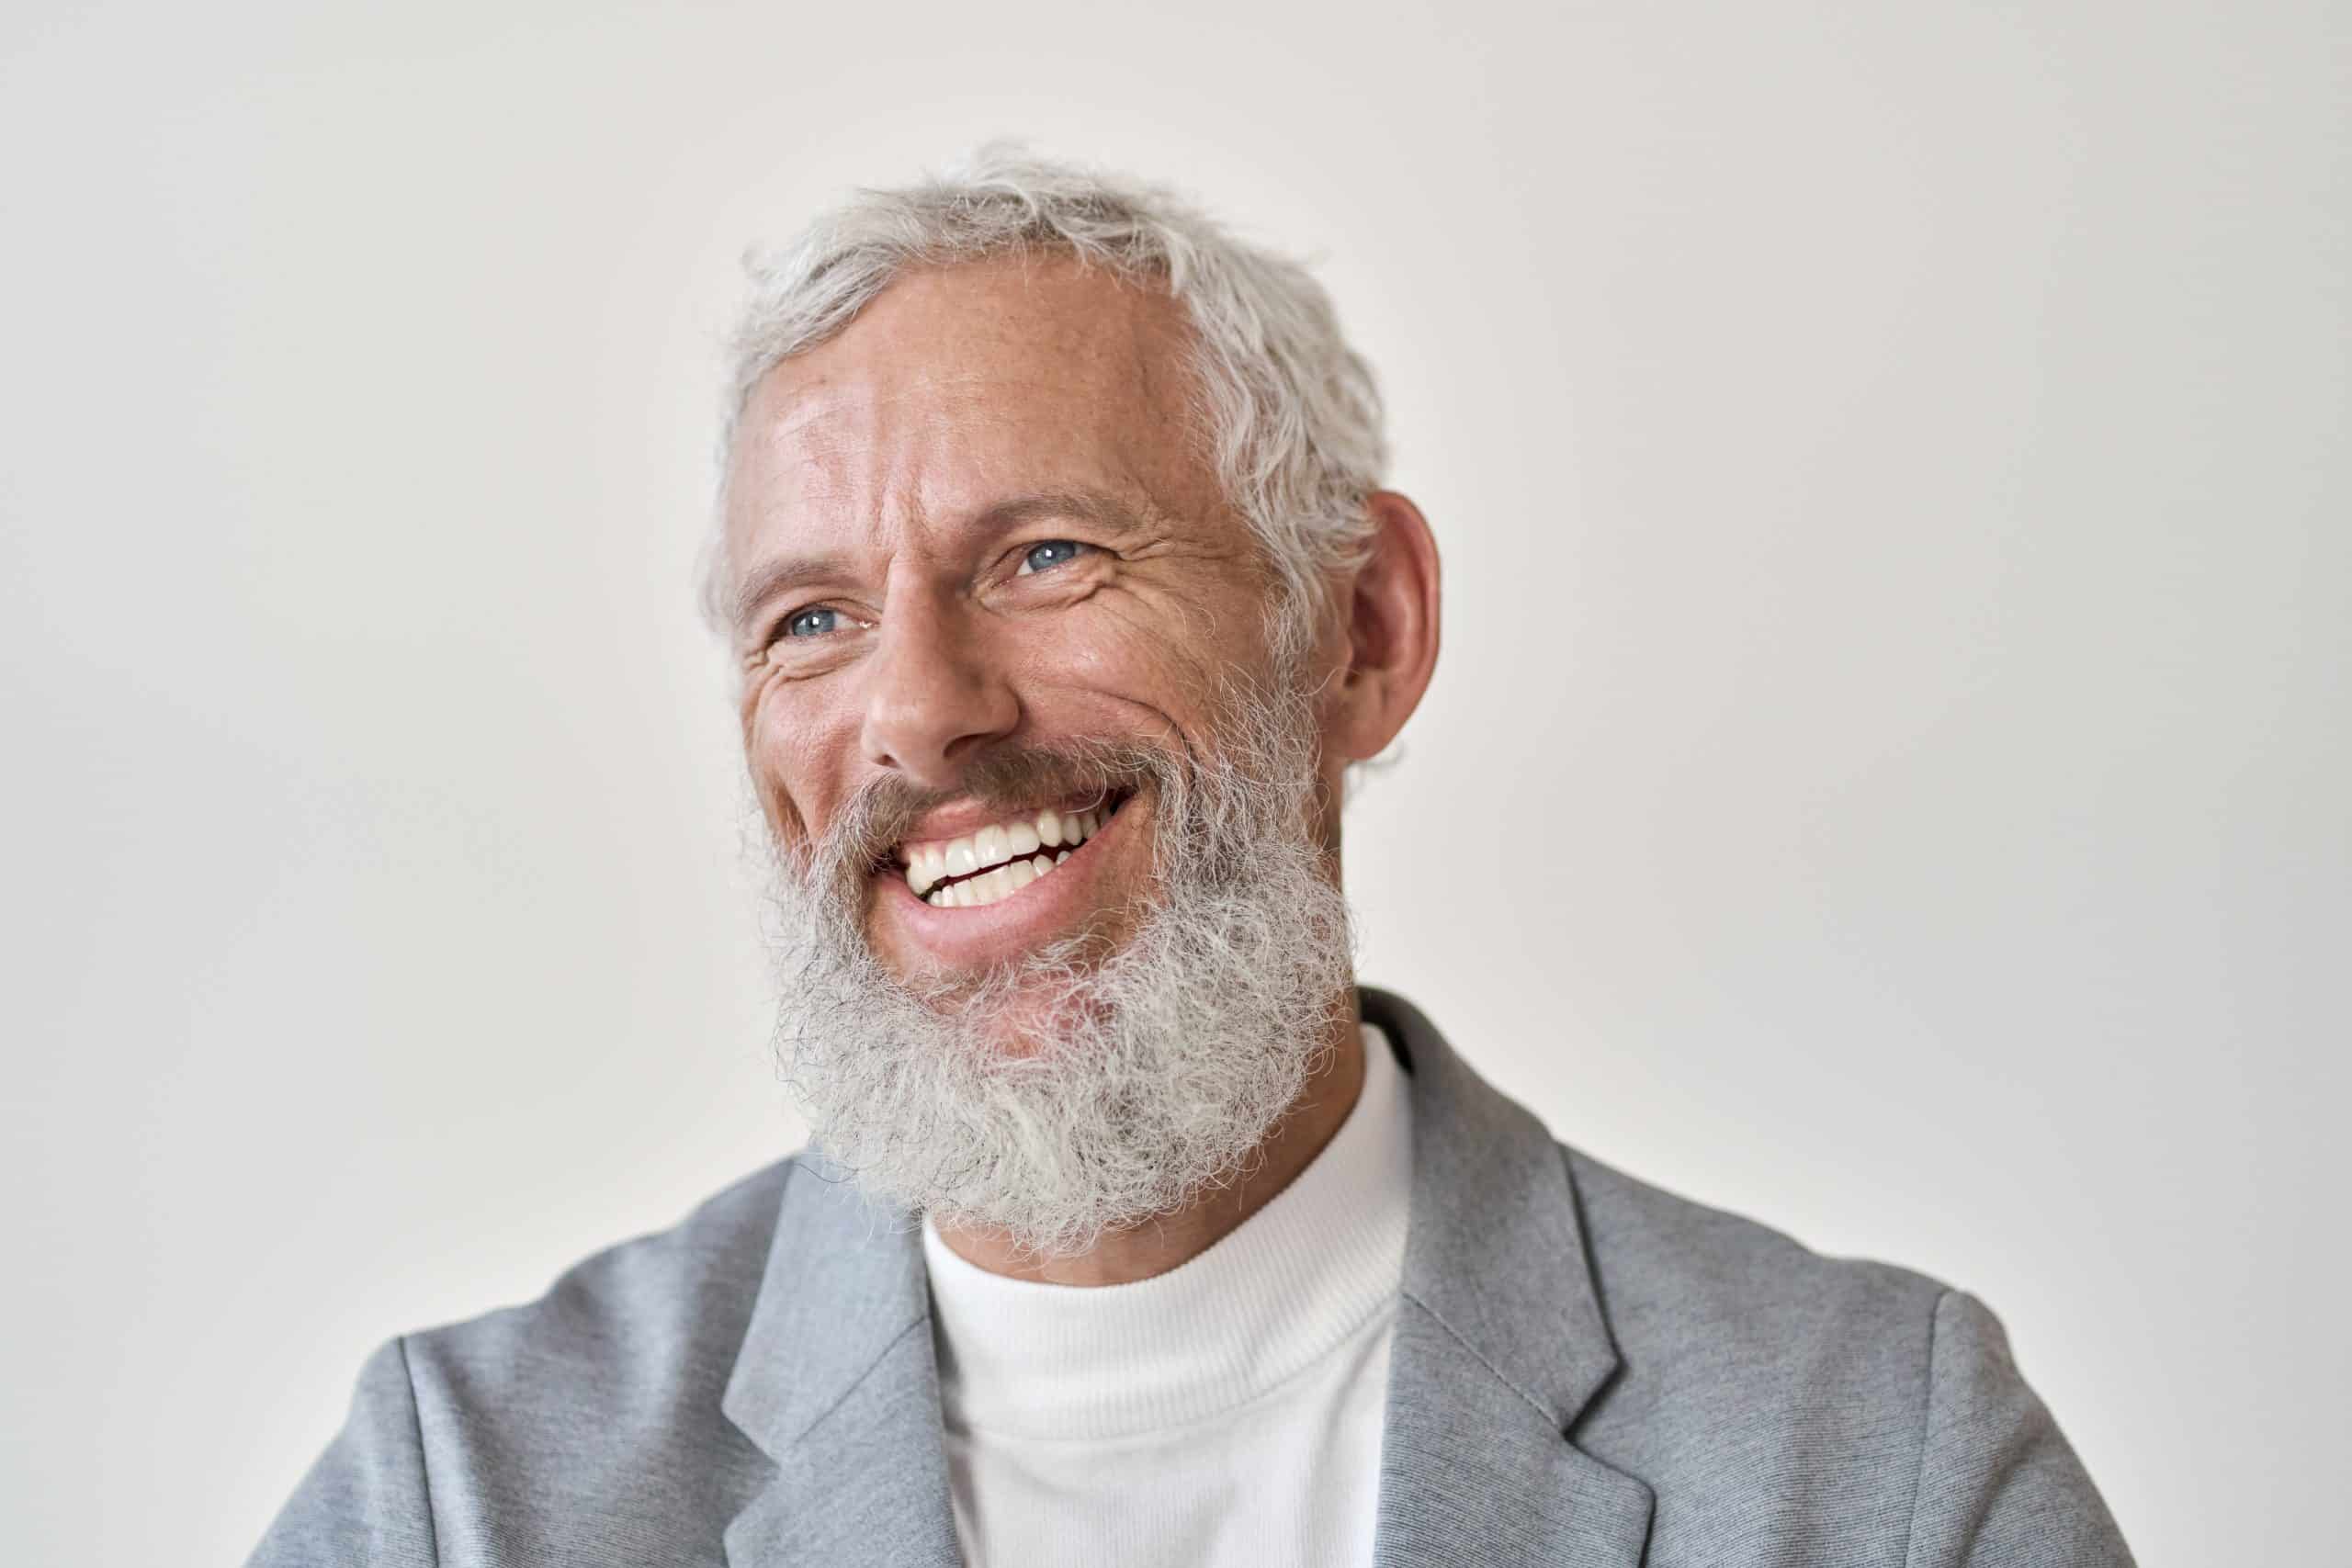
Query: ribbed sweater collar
921 1022 1414 1442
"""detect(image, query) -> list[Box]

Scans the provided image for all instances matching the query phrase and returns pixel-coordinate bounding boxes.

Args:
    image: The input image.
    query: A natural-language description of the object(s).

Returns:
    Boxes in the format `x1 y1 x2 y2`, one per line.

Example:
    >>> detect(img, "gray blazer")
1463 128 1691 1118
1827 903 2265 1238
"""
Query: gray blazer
252 988 2134 1565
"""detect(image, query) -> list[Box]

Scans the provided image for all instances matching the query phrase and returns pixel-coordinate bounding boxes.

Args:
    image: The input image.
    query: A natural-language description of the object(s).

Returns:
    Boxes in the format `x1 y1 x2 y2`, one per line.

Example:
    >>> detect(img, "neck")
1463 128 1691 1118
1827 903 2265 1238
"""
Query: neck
932 998 1369 1286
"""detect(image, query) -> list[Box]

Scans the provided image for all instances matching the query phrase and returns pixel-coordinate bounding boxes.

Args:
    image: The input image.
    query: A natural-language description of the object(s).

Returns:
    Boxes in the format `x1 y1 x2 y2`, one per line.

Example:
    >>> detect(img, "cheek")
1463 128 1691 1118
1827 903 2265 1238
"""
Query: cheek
741 682 862 847
1013 637 1206 747
1032 590 1261 730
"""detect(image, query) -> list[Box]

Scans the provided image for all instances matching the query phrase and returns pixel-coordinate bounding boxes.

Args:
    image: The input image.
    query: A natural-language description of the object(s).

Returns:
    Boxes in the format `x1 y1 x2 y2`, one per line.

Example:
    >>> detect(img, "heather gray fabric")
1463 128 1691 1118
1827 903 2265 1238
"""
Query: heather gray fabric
250 988 2135 1565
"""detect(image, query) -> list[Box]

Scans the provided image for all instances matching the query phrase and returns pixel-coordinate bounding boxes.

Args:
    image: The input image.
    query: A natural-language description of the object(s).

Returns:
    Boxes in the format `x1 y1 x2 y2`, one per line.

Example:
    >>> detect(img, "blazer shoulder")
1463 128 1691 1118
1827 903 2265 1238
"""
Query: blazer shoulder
1565 1143 1951 1341
402 1155 795 1420
1568 1146 1941 1427
1566 1143 1951 1405
255 1159 799 1565
1561 1146 2135 1564
1564 1145 1968 1555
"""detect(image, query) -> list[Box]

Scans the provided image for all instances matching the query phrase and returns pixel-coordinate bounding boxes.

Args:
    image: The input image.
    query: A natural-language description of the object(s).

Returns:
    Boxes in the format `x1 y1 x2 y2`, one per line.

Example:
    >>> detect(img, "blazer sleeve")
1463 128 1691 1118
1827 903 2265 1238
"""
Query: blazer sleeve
1903 1291 2136 1568
247 1337 439 1568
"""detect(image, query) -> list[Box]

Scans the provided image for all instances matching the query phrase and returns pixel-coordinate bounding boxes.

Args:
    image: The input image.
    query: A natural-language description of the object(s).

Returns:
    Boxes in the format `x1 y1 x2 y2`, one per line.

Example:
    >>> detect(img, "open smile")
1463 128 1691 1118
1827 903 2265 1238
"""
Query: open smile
887 791 1134 910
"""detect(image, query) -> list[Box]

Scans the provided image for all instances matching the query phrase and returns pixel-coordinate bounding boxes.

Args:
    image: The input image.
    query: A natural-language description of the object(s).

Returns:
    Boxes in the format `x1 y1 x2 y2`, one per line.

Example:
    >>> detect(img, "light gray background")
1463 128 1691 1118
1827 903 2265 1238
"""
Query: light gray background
5 2 2343 1562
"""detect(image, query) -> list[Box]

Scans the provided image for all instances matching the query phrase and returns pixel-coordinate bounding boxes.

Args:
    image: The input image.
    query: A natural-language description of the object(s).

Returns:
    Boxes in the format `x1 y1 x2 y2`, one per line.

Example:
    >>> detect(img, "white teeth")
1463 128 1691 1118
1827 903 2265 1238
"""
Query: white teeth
900 799 1119 908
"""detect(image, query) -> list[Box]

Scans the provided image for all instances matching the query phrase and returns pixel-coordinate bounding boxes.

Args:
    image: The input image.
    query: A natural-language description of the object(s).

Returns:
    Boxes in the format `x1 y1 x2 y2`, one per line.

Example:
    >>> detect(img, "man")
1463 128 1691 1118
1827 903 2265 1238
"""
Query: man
252 148 2134 1566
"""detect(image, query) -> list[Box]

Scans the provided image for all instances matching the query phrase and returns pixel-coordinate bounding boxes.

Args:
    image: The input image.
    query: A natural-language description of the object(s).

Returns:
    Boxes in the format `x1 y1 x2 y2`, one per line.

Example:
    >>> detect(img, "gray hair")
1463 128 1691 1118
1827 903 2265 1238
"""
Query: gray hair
701 144 1390 665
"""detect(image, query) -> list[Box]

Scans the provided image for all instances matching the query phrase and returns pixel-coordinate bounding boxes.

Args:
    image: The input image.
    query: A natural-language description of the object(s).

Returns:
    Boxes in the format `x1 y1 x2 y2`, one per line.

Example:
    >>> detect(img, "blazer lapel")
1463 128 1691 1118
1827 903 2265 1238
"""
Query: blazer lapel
713 991 1646 1568
720 1156 961 1568
1363 987 1654 1568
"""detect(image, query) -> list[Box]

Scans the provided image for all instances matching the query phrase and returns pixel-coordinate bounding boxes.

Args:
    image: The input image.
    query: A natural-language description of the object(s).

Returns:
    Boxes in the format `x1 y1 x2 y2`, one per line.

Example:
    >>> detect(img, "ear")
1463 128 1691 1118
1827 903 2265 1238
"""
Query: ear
1325 491 1441 763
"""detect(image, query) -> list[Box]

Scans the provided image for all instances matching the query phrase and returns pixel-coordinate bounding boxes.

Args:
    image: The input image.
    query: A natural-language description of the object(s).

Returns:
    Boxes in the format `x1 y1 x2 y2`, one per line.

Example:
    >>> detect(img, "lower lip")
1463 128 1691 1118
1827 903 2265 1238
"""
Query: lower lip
873 800 1138 965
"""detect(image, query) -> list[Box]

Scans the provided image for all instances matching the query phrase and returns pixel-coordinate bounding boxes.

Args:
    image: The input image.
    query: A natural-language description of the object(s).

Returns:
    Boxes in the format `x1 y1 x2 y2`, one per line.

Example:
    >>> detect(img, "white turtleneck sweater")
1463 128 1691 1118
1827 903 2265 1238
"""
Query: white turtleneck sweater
921 1022 1415 1568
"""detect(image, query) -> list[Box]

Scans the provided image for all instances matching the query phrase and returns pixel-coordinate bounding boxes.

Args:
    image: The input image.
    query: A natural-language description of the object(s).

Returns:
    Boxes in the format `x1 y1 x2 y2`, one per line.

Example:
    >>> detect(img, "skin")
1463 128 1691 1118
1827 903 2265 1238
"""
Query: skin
723 254 1441 1286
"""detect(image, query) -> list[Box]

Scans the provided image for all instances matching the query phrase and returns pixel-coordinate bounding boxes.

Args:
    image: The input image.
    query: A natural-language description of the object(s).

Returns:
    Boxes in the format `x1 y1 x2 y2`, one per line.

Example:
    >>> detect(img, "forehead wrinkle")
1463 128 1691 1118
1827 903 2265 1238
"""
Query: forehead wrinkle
758 399 1159 545
750 262 1197 450
729 260 1232 604
773 367 1012 432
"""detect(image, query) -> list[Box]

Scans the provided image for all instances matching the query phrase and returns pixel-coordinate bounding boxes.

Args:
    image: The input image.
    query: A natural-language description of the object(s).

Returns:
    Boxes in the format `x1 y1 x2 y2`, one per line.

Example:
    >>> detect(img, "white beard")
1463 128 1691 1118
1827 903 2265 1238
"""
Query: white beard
746 678 1356 1259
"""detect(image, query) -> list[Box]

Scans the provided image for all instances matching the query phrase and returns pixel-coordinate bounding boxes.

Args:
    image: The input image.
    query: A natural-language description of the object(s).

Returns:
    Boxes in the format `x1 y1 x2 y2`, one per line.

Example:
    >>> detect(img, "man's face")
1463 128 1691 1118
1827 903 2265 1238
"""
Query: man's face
723 255 1326 1010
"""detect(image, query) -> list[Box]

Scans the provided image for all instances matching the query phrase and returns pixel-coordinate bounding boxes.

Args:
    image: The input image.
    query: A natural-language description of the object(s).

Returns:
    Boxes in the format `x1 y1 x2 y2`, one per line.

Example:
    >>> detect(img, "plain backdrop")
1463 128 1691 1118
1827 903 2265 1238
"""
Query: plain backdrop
5 1 2344 1562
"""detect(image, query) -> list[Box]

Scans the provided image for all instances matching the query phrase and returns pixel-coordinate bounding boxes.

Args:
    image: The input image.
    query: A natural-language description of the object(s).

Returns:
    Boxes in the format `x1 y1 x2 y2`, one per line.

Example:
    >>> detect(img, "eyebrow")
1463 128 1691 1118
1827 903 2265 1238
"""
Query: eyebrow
727 490 1152 639
729 553 854 640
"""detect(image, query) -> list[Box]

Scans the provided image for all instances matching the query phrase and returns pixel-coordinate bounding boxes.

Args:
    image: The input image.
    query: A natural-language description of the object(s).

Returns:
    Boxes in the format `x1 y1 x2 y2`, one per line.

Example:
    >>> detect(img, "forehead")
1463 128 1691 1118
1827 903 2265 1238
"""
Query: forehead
724 254 1212 553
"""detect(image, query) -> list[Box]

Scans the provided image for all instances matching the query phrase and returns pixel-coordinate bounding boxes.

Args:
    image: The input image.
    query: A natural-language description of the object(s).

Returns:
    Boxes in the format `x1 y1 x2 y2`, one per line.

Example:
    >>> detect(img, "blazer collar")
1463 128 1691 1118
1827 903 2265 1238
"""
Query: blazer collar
718 988 1650 1568
1362 986 1654 1567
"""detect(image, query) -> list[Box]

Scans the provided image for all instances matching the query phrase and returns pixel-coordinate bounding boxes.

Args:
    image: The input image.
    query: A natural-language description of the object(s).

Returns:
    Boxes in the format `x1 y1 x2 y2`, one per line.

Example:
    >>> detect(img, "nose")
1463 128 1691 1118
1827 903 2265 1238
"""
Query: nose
857 587 1019 788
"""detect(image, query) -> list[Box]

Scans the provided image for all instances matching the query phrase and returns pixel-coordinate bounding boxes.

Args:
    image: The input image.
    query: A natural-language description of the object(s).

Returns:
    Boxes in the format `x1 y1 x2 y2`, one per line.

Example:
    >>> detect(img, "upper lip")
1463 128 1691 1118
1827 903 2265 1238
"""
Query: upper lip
886 791 1125 861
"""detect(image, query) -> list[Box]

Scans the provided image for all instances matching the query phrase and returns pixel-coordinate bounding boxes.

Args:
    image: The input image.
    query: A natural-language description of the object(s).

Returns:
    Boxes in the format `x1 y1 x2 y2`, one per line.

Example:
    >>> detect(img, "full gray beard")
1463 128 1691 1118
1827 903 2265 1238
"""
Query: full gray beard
747 679 1356 1260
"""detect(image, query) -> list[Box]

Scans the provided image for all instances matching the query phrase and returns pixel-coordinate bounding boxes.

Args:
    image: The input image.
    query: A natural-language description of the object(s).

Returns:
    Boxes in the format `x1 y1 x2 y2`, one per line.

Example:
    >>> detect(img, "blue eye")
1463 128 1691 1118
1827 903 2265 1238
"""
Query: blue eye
783 607 839 638
1018 539 1086 576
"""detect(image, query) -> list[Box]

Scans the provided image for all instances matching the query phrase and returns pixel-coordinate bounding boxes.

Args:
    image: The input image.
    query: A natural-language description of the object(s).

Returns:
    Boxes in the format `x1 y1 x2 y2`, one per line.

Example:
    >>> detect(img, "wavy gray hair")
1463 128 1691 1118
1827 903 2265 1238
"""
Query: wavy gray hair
701 144 1389 666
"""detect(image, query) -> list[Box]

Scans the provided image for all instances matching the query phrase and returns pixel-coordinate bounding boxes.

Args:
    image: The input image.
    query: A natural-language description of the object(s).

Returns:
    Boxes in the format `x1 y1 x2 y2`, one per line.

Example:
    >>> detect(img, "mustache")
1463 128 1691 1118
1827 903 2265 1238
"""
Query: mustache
807 738 1183 886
